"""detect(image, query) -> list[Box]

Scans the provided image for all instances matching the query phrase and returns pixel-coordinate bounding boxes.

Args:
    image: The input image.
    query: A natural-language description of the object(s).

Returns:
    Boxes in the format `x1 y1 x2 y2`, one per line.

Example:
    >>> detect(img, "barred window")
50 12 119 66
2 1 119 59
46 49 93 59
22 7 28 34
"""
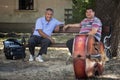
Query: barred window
19 0 34 10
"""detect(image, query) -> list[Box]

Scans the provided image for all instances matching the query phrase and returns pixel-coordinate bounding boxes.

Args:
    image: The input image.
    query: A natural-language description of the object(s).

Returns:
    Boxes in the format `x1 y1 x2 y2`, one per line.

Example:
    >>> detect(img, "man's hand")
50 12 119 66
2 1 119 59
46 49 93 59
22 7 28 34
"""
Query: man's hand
63 24 69 31
88 32 94 36
38 29 55 43
88 27 98 36
54 26 60 32
48 37 55 43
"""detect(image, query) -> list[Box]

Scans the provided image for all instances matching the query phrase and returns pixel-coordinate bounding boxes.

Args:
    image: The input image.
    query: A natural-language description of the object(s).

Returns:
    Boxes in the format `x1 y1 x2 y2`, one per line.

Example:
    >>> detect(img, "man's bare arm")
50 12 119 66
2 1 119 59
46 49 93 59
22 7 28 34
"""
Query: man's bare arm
38 29 55 43
63 23 81 31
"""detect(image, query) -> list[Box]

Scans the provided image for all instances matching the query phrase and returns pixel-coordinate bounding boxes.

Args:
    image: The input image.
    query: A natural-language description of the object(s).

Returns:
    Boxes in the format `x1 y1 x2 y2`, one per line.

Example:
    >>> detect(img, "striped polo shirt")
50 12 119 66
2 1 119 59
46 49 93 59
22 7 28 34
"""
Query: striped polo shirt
79 17 102 41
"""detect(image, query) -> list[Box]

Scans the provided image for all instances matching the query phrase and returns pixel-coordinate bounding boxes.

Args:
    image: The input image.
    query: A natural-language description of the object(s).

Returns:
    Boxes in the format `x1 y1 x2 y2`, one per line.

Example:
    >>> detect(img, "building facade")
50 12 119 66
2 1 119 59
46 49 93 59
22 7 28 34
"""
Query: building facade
0 0 72 32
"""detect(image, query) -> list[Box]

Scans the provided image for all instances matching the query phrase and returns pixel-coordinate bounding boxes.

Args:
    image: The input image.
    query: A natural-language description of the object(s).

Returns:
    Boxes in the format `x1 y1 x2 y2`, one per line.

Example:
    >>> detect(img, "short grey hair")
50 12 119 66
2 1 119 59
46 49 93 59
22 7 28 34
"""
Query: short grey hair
46 8 54 13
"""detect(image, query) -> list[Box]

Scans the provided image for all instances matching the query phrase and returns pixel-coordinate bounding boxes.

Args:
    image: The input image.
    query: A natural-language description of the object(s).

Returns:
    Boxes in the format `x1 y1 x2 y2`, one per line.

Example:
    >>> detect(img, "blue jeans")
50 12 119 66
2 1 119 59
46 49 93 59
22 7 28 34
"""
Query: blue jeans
28 35 51 56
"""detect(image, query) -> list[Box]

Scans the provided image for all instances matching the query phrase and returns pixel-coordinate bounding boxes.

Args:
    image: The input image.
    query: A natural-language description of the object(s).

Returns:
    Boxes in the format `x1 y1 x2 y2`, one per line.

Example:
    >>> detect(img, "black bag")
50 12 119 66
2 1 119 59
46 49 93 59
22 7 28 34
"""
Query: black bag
3 38 26 60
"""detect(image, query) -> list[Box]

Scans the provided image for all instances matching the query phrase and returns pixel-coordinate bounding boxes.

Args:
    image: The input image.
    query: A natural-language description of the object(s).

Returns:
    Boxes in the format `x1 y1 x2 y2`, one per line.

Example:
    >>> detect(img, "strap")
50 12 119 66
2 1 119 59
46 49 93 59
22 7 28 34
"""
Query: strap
6 38 23 46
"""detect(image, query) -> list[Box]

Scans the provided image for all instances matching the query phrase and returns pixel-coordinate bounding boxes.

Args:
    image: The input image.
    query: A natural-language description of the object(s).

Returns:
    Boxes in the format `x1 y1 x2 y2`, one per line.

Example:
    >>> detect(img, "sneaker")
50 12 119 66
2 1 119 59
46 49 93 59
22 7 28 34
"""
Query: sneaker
35 55 44 62
29 55 34 61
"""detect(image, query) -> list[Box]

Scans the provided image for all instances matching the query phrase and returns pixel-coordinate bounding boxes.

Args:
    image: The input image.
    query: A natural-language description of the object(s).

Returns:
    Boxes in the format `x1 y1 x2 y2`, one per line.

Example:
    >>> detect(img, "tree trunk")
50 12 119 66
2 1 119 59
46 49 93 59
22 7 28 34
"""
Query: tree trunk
111 1 120 57
95 0 120 57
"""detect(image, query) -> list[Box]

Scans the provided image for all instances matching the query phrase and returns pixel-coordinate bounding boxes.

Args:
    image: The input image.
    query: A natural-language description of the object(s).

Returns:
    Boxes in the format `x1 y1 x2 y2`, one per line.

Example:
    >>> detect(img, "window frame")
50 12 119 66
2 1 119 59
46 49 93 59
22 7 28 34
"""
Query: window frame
15 0 38 11
19 0 34 10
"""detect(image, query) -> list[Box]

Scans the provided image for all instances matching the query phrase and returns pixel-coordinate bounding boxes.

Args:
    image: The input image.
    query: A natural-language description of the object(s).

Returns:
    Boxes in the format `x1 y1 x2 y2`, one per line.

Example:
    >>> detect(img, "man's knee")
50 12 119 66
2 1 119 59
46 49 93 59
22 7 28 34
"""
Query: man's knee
28 37 36 46
42 38 51 45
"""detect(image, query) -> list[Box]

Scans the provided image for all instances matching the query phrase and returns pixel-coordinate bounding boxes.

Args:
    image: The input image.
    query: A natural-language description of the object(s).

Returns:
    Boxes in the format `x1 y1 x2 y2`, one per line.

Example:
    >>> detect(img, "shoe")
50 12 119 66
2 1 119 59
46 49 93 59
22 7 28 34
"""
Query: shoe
29 55 34 61
35 55 44 62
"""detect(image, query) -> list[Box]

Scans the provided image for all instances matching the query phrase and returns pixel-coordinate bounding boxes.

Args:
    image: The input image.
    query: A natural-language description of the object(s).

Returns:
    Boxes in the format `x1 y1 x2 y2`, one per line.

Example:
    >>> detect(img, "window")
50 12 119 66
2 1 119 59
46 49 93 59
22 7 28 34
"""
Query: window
64 9 72 24
19 0 34 10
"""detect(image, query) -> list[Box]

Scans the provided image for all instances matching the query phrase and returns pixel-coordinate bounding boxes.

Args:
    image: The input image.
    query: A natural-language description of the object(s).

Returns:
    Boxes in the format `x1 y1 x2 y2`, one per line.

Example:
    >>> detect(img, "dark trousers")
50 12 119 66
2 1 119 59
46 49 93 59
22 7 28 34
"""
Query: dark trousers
28 35 51 56
66 38 74 54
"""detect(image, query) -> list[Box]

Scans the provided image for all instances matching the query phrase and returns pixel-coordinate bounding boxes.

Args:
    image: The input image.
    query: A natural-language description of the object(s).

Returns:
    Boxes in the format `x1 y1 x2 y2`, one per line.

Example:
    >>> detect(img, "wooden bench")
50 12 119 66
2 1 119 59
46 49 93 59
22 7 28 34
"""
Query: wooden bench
21 26 111 63
24 26 80 48
24 26 110 48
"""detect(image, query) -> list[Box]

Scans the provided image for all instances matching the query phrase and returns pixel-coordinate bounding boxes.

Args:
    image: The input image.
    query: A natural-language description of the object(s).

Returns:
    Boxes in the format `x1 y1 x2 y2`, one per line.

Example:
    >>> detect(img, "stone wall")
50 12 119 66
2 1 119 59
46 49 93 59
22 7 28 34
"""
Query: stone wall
0 0 72 23
0 0 72 32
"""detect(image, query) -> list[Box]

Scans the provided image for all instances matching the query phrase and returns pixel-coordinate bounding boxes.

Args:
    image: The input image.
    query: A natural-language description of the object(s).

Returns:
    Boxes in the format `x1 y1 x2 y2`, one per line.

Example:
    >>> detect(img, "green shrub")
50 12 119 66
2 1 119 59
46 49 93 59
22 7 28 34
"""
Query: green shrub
72 0 95 23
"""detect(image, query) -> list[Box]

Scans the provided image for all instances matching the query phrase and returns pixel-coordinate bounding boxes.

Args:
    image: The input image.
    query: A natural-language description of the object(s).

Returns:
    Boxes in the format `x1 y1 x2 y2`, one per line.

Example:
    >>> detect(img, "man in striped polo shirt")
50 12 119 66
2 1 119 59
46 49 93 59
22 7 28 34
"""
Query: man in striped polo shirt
63 7 102 54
